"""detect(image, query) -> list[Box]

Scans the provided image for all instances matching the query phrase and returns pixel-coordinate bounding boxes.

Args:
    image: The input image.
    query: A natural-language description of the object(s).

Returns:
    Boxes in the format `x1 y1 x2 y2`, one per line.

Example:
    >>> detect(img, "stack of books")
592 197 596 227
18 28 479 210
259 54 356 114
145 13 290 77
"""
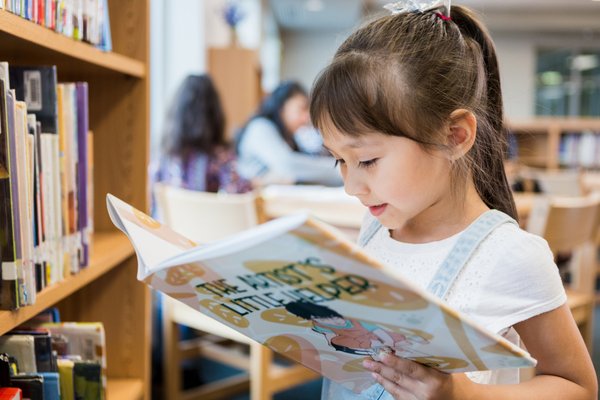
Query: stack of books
0 308 106 400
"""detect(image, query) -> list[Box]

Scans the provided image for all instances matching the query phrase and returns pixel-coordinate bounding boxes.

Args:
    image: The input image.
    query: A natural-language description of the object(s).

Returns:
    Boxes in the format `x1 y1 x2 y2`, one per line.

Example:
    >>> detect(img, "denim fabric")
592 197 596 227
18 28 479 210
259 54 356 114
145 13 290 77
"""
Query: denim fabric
321 210 516 399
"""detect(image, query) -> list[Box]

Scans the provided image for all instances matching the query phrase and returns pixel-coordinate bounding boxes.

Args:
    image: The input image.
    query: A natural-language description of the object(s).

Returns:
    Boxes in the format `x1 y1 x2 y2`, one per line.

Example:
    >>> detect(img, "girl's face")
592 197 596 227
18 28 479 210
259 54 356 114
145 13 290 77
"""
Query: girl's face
281 93 310 134
322 129 456 241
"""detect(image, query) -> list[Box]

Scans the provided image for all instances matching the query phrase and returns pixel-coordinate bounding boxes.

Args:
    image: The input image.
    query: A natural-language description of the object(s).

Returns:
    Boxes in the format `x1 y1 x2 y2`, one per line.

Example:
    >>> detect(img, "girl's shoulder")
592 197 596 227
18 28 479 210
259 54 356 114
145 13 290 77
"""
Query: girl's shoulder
486 222 552 259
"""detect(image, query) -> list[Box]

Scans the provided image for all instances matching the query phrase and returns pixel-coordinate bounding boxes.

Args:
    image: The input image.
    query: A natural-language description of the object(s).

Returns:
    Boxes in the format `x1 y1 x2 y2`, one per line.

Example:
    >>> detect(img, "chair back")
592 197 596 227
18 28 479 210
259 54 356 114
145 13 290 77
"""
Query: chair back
154 183 258 243
520 167 585 197
526 194 600 296
526 195 600 253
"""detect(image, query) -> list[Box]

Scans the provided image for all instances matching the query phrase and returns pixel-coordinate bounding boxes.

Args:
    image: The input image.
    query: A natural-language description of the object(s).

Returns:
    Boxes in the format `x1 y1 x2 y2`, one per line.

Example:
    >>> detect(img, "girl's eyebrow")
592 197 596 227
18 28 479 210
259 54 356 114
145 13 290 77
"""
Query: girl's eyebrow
323 139 373 152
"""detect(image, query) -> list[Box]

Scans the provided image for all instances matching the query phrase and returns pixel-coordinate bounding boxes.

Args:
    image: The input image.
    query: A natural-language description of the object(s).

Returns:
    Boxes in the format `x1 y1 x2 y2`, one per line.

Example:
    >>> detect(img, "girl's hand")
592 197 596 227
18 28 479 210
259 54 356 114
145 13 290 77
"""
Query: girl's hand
363 353 455 400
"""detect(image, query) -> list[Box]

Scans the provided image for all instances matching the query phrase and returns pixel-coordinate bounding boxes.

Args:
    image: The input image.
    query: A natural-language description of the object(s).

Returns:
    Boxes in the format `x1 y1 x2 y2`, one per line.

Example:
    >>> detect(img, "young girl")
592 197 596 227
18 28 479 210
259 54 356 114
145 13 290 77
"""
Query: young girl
310 2 597 399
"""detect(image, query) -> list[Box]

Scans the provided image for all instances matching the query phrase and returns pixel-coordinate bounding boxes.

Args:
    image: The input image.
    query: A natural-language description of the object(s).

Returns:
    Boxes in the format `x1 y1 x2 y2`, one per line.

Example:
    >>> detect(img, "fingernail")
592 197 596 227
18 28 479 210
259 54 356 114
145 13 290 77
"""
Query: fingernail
371 372 379 380
363 360 373 369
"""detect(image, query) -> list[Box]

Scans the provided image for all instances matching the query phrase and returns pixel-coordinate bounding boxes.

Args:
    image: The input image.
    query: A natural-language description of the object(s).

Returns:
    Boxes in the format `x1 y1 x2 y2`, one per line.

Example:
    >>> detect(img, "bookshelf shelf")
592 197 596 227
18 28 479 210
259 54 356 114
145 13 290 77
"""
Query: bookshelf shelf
107 378 144 400
0 233 134 335
508 118 600 169
0 10 145 78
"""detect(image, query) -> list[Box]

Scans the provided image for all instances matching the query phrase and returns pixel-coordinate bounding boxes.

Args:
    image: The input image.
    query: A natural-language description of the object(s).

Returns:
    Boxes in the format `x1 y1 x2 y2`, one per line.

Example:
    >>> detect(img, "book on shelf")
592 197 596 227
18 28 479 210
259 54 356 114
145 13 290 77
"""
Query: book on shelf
2 0 111 50
0 388 22 400
107 194 536 393
0 62 93 310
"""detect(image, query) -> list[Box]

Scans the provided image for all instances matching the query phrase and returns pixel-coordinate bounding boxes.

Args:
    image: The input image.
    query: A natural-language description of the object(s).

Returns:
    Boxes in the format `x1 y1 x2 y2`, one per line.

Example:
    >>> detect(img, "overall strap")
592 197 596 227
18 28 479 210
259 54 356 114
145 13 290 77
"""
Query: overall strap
357 217 384 247
426 210 517 300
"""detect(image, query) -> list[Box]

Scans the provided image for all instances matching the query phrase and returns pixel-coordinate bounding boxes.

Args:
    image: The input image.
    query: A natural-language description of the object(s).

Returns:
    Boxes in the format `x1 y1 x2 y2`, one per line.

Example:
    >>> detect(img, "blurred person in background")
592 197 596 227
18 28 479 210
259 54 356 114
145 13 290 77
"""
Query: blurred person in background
236 81 342 186
152 74 252 195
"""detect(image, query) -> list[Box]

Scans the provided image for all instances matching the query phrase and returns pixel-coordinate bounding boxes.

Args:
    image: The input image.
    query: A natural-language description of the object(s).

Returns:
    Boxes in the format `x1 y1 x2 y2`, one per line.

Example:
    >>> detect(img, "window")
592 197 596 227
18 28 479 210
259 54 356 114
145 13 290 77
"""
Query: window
536 49 600 117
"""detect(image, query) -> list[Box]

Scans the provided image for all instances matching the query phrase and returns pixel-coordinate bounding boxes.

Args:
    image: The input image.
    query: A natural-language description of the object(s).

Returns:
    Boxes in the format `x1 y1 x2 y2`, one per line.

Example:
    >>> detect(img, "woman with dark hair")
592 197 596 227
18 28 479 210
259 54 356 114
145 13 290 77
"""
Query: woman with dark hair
153 74 251 193
236 81 342 186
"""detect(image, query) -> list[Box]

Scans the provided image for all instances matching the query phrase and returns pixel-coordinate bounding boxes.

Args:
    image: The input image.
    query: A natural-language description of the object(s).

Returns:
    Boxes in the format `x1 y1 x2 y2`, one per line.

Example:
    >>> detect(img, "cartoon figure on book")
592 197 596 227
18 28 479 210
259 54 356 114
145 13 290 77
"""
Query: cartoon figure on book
285 300 430 359
309 0 598 399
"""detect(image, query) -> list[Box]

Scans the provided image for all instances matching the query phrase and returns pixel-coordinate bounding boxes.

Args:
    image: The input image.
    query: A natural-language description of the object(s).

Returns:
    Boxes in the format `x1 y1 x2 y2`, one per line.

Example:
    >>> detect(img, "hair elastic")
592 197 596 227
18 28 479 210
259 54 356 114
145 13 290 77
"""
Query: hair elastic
435 11 452 21
383 0 451 18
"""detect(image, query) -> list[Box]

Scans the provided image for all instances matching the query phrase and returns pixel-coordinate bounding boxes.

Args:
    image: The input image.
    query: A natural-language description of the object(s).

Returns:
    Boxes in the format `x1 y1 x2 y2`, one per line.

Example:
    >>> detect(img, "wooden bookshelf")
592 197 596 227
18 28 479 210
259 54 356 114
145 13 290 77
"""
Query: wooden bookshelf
0 233 134 335
0 1 151 399
107 378 144 400
0 10 145 78
509 118 600 169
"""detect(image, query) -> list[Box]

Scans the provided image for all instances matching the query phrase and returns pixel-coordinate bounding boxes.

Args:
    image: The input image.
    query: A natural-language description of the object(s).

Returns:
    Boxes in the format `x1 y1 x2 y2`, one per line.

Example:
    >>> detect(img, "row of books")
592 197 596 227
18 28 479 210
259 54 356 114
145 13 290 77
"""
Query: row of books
0 0 112 51
559 131 600 168
0 308 106 400
0 63 93 310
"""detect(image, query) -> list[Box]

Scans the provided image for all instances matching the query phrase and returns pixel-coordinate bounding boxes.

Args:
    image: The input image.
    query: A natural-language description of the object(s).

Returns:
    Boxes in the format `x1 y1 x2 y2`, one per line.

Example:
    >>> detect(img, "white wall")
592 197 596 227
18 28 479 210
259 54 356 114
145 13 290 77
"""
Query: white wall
280 30 349 91
150 0 205 155
493 35 536 120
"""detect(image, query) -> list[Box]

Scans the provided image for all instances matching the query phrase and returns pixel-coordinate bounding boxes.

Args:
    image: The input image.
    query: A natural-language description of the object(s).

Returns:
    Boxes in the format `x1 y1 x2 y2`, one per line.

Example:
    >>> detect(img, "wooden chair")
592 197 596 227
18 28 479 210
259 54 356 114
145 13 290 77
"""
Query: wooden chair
519 167 586 196
526 194 600 351
153 183 318 400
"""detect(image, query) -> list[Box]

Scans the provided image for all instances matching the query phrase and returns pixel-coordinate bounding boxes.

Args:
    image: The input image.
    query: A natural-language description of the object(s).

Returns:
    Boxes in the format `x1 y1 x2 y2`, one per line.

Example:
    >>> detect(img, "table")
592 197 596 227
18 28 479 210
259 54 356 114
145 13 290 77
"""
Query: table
261 185 538 229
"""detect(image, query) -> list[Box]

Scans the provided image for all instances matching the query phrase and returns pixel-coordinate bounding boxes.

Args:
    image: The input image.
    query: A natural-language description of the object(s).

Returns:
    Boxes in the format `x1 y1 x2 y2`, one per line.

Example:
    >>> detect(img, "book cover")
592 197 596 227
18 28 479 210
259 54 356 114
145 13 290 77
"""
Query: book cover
10 374 43 400
107 194 536 393
9 329 56 372
73 360 101 400
57 358 74 400
0 353 12 386
0 335 37 373
39 372 60 400
9 66 58 135
0 388 22 400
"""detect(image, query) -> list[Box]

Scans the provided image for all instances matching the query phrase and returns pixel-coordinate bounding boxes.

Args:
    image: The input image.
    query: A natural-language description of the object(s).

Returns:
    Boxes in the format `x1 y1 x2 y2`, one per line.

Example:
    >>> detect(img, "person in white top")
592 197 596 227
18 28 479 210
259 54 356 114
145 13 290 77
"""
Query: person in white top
236 81 342 186
309 2 597 399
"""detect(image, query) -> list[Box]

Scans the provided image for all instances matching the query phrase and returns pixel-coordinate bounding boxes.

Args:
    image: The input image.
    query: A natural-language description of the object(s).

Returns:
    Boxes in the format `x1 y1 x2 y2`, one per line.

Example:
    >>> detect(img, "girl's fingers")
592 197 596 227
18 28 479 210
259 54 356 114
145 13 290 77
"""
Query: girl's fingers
371 372 417 400
363 356 423 392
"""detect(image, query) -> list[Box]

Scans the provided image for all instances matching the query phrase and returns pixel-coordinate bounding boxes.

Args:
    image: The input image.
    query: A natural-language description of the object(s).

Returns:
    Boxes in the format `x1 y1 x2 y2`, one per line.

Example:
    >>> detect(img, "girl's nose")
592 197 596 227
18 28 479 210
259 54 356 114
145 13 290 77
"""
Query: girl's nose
343 169 369 197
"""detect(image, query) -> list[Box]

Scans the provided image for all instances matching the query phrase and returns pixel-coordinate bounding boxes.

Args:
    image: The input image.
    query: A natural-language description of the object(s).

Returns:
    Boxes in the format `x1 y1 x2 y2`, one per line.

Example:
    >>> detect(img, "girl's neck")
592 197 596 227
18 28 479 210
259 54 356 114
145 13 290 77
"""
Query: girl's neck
390 183 489 244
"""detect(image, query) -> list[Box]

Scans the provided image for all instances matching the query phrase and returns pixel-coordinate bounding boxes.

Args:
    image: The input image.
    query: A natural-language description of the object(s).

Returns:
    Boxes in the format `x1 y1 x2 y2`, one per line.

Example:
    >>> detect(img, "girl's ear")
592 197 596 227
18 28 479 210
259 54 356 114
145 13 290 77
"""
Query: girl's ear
447 109 477 160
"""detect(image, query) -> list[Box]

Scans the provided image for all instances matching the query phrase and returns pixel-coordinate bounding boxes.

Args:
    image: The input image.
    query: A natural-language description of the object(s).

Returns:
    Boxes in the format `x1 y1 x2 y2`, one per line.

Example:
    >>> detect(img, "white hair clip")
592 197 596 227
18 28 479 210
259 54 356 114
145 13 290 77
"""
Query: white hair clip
383 0 451 18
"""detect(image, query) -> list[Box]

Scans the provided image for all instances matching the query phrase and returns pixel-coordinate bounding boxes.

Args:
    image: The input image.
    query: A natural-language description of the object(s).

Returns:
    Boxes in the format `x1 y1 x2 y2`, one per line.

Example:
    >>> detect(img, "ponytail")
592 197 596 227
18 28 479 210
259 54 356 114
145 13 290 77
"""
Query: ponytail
451 6 518 221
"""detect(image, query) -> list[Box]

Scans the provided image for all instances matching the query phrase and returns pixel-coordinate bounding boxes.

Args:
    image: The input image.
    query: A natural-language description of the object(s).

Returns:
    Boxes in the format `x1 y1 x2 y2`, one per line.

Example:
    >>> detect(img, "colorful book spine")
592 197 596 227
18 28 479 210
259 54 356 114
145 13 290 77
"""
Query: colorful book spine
0 79 19 310
75 82 88 268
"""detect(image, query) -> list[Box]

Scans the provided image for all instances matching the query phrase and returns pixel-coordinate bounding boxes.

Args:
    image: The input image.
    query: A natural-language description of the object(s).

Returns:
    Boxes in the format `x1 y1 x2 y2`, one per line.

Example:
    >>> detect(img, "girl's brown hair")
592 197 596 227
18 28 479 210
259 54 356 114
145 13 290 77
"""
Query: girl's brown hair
310 5 517 220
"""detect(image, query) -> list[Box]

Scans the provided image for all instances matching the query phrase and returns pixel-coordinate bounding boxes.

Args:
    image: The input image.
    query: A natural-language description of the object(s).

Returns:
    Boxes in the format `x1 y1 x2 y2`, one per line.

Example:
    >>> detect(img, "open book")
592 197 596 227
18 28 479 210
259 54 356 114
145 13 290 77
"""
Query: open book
106 194 535 393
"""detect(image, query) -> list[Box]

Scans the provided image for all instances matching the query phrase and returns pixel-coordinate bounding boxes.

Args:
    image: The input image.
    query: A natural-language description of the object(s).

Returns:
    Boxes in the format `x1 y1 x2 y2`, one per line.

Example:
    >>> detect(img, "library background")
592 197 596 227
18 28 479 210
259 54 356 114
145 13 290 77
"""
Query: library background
0 0 600 399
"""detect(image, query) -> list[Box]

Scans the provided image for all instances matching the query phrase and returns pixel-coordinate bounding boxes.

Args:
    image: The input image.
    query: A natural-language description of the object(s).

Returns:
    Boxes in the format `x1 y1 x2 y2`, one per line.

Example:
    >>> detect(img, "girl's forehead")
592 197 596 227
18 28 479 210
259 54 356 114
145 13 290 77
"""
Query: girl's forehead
322 130 386 150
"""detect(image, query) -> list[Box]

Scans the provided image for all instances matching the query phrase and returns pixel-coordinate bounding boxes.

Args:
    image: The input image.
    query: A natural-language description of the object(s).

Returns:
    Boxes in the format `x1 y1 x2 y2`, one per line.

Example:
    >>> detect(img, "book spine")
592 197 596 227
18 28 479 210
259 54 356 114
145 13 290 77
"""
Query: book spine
0 79 20 310
75 82 87 268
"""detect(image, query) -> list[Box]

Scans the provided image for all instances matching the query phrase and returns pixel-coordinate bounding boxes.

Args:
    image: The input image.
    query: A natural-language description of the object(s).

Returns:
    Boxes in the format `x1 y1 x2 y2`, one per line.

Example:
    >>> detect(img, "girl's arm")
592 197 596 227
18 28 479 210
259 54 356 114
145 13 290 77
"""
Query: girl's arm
364 304 597 399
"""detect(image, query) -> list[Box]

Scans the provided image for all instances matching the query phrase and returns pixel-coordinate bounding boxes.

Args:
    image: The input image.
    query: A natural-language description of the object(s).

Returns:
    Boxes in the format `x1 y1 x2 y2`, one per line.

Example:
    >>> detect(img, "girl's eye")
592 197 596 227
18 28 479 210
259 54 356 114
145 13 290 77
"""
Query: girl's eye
358 158 378 168
334 159 345 168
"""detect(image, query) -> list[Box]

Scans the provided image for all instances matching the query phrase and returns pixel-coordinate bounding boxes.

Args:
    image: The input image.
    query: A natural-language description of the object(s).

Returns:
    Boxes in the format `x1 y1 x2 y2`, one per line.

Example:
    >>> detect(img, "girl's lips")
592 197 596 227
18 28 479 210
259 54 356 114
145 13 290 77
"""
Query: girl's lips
369 204 387 216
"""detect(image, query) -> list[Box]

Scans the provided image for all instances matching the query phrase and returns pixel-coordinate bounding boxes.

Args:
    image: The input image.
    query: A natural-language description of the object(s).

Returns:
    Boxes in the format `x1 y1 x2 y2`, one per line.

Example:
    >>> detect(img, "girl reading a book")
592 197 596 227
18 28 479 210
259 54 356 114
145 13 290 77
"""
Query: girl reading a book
310 1 597 399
